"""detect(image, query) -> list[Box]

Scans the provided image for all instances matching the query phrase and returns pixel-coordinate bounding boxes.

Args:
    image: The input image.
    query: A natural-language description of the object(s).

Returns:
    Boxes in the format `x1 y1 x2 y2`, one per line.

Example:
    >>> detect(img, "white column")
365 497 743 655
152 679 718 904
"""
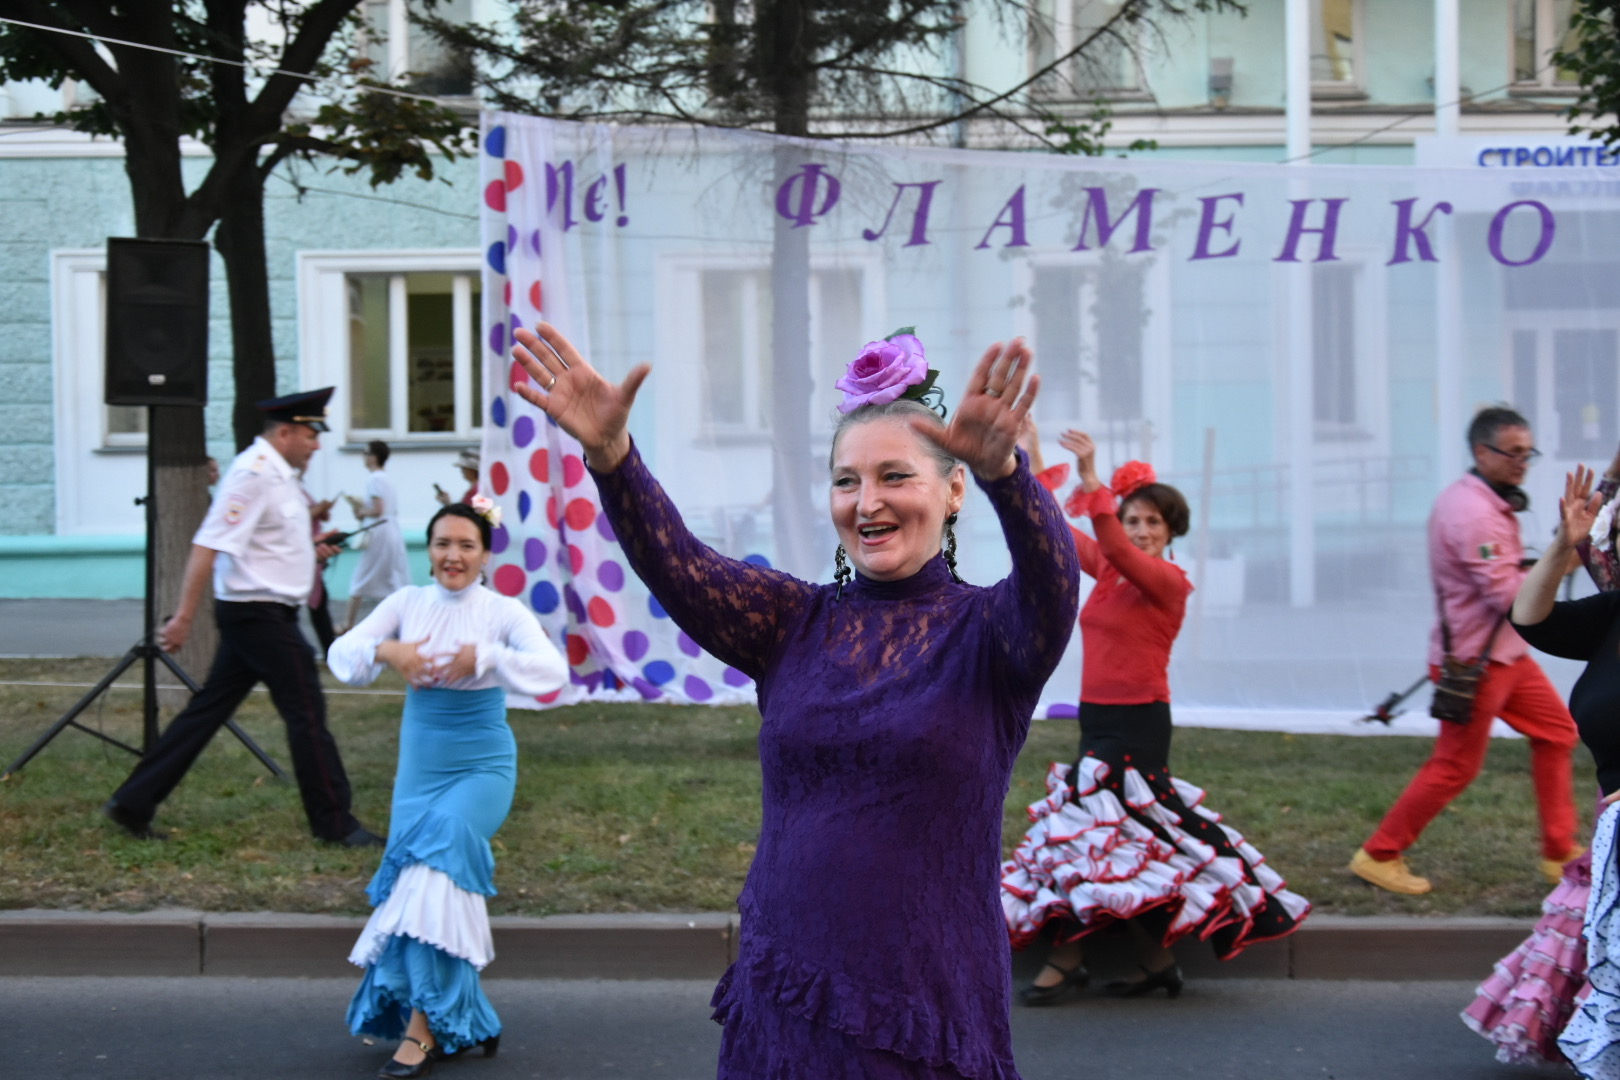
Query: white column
1433 0 1464 482
1285 0 1315 607
1434 0 1460 139
1285 0 1312 163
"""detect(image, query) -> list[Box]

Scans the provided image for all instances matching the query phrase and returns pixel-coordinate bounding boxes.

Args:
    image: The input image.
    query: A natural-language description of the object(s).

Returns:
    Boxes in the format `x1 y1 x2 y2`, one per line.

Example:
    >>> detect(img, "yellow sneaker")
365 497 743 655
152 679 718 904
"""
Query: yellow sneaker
1541 846 1587 886
1349 847 1432 895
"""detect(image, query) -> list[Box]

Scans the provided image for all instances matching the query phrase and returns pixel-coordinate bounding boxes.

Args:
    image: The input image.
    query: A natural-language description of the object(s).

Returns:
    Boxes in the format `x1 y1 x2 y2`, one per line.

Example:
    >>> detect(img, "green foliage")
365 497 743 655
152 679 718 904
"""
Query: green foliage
421 0 1244 148
1555 1 1620 147
0 658 1588 918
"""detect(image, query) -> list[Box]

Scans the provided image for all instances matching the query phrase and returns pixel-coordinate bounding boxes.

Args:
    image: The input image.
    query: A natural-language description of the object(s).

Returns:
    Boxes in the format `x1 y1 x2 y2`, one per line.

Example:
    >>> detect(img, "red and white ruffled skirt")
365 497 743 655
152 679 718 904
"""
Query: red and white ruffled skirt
1000 750 1311 960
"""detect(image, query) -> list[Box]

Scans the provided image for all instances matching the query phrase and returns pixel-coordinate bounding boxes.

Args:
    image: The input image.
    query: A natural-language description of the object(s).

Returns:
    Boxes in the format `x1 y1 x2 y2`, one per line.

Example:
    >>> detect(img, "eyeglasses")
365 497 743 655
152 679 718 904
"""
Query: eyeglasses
1481 443 1542 463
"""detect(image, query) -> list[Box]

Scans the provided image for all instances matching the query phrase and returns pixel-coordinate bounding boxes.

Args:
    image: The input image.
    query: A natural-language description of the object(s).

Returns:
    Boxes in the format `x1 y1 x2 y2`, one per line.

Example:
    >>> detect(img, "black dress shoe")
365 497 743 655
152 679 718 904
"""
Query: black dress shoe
1017 962 1090 1006
335 826 387 849
1105 963 1184 999
378 1036 434 1078
102 800 169 841
438 1033 500 1059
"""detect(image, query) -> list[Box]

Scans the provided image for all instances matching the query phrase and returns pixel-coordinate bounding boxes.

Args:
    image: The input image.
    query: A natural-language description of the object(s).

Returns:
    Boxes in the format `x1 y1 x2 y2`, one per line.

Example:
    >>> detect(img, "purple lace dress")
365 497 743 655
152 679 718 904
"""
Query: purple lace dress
591 444 1079 1080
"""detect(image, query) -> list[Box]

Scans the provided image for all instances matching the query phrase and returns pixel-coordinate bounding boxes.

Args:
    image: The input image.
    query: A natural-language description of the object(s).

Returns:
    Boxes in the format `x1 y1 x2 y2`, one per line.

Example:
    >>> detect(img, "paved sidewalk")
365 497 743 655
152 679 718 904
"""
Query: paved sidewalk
0 909 1533 983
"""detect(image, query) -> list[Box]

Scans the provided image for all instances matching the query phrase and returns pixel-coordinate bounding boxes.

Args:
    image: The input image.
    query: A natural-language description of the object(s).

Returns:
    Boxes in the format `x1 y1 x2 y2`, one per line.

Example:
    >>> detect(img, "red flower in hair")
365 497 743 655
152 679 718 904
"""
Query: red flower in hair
1109 461 1156 499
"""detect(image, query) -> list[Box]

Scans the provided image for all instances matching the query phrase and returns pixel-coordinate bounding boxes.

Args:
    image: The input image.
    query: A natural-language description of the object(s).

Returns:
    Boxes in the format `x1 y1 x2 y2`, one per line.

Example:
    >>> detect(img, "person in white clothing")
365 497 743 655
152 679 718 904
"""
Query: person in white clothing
103 388 383 847
345 439 413 633
330 499 568 1077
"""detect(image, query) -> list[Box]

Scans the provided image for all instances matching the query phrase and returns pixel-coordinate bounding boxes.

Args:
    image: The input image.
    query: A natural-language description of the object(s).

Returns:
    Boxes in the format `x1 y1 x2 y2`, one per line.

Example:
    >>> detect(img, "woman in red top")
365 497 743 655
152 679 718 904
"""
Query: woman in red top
1001 429 1311 1004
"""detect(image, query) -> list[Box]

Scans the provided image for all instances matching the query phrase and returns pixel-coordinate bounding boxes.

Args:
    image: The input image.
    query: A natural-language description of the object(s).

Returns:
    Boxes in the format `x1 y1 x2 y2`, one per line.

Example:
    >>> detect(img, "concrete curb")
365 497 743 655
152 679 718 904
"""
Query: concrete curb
0 909 1532 982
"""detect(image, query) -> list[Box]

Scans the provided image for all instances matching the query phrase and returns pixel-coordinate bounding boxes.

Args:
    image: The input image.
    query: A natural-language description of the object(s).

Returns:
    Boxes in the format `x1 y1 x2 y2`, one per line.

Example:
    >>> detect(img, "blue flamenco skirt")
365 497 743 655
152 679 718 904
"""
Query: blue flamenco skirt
346 686 513 1054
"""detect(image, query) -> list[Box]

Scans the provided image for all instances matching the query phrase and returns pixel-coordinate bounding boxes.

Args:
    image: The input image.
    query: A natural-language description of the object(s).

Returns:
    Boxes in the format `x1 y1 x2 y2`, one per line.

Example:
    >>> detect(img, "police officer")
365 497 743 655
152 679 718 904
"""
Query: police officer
103 389 383 847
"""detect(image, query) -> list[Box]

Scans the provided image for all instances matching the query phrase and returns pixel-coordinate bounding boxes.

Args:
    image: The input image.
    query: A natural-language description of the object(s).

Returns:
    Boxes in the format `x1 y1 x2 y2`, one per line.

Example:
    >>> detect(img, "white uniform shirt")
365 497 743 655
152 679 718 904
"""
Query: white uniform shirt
192 436 317 605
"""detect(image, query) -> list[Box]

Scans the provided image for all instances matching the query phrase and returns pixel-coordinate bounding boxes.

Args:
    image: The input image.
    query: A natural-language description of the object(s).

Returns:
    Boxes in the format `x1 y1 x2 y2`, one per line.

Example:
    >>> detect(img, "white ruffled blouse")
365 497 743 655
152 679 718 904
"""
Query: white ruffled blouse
327 582 568 696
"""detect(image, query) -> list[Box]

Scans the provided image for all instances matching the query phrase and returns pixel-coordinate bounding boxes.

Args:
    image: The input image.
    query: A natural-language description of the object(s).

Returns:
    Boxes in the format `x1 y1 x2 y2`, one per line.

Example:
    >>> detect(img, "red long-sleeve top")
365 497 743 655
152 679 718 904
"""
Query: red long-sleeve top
1052 482 1192 705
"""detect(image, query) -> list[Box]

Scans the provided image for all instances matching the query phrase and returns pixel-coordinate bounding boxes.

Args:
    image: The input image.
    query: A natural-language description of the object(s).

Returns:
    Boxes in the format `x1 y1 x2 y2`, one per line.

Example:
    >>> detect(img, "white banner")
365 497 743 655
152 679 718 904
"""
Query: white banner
480 114 1614 721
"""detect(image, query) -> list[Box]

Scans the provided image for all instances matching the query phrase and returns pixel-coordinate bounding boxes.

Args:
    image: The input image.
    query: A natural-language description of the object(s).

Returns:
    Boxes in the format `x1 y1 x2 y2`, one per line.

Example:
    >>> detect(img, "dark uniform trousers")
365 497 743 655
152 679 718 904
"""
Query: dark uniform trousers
112 599 361 842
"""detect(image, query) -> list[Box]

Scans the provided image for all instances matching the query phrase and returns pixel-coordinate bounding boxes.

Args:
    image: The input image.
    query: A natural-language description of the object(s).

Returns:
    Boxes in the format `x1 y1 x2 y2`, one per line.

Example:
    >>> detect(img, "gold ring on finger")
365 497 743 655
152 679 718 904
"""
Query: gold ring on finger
984 387 1003 398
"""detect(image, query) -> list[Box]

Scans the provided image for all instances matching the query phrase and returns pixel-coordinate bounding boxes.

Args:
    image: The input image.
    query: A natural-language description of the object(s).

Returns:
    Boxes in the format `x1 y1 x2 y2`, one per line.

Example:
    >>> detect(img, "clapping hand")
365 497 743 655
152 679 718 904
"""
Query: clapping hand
378 639 432 686
914 339 1038 482
512 323 650 472
1560 465 1603 547
1058 429 1100 492
435 644 478 687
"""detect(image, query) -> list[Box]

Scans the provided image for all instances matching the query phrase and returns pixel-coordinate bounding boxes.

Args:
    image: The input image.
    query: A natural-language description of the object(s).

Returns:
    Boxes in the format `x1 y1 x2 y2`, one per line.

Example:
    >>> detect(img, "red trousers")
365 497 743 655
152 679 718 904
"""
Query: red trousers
1364 655 1578 861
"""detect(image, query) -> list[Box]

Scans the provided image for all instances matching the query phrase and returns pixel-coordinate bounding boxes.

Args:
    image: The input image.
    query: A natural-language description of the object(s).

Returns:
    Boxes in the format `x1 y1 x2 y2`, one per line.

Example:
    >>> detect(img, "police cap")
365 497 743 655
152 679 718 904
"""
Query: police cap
258 387 333 432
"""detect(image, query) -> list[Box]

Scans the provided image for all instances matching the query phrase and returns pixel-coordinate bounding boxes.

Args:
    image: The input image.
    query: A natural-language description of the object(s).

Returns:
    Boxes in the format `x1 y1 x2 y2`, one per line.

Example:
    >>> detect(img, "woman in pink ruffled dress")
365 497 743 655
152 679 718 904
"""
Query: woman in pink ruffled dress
1001 430 1311 1004
1463 461 1620 1070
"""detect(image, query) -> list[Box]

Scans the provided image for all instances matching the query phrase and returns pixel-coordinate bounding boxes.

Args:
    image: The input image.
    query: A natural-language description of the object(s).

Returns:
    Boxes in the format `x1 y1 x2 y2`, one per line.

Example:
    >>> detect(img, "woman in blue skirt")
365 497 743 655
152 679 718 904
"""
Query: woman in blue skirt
329 499 569 1078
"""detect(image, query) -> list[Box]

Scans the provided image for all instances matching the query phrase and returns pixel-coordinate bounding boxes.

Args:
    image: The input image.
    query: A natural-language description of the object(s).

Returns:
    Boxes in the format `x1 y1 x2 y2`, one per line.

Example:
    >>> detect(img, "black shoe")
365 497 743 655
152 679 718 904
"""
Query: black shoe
1018 961 1090 1006
335 826 387 849
437 1033 500 1060
102 800 168 841
378 1036 434 1078
1105 963 1184 999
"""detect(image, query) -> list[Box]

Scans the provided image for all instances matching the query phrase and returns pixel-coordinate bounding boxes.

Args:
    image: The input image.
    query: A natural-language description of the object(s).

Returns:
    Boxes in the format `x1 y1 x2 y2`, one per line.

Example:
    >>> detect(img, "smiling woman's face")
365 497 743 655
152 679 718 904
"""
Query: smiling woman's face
829 418 964 582
429 513 488 589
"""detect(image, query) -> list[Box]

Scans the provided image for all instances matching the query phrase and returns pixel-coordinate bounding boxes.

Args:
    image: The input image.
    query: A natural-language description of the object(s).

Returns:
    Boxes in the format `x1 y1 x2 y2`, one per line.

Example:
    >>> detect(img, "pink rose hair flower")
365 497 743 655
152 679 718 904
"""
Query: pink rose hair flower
1109 461 1157 500
836 332 930 414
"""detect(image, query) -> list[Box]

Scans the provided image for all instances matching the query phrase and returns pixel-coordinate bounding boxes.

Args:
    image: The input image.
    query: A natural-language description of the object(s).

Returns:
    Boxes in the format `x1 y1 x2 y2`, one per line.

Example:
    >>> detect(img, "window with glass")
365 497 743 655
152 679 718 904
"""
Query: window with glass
697 267 864 434
1030 0 1142 98
1513 0 1581 89
1312 262 1358 432
1310 0 1362 90
1030 263 1145 430
361 0 473 95
347 271 482 439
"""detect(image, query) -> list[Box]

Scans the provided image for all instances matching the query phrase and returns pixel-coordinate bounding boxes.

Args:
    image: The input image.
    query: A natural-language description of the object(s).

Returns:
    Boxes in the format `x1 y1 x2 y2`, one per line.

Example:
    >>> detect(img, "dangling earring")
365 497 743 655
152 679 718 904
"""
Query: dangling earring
944 513 963 584
834 544 852 601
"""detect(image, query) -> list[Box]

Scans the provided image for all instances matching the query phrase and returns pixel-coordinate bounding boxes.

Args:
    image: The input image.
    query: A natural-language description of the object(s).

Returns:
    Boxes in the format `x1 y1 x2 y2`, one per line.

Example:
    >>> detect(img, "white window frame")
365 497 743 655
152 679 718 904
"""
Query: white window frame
1508 314 1620 465
1013 251 1174 470
51 248 150 535
1268 250 1390 459
656 252 886 444
1310 0 1367 98
1030 0 1149 102
296 249 482 446
1510 0 1581 91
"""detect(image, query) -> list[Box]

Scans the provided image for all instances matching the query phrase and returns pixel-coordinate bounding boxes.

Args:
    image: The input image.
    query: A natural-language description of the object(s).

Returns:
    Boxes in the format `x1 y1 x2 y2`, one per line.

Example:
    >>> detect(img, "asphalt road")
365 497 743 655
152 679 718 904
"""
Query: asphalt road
1 976 1571 1080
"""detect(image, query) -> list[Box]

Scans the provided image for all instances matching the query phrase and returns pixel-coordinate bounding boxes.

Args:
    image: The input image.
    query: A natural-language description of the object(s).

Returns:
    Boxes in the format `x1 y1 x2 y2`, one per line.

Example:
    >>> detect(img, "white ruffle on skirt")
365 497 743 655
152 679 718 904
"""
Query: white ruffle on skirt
1559 802 1620 1079
1001 757 1310 958
349 862 495 971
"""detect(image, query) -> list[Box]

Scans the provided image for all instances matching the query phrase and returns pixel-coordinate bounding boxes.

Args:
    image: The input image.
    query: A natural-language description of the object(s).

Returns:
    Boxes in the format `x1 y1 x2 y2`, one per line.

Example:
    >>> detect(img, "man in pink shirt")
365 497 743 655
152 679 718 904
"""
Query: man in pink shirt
1351 407 1580 895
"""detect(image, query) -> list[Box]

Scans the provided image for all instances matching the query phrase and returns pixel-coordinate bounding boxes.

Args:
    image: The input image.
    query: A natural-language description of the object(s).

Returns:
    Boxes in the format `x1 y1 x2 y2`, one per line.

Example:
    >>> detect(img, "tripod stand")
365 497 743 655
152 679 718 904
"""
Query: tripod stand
2 410 285 780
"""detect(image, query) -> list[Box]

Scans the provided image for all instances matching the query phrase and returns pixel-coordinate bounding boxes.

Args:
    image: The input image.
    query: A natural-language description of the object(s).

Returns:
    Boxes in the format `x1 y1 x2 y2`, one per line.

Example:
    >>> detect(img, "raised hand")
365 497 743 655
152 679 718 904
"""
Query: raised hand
512 323 650 472
1057 429 1100 491
913 339 1038 481
1560 465 1602 545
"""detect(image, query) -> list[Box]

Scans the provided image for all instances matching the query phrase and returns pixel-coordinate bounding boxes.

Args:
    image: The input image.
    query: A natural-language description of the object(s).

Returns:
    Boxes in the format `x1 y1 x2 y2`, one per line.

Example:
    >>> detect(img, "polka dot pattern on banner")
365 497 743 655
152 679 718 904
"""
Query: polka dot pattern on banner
524 537 547 571
530 448 550 483
487 241 506 276
530 580 559 614
513 415 535 448
677 632 700 658
1045 703 1079 720
566 634 589 666
622 629 648 662
491 524 510 555
484 180 506 212
490 462 510 496
518 490 531 521
587 596 615 627
648 594 668 619
484 125 506 158
596 515 616 542
723 667 751 688
492 564 524 596
565 499 595 531
643 660 675 686
562 455 585 487
505 160 523 191
491 397 507 427
743 553 772 568
685 676 713 702
598 560 624 591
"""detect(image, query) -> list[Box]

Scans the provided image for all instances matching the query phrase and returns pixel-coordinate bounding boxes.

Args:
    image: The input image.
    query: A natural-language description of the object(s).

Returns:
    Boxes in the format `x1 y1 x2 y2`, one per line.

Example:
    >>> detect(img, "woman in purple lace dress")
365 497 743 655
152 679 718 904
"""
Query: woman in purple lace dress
511 323 1079 1079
